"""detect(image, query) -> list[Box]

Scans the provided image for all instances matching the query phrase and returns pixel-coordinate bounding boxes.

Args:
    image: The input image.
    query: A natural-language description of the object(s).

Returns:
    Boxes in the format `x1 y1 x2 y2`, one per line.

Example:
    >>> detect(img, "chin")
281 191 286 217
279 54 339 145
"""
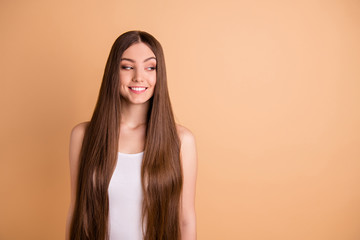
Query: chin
129 98 151 105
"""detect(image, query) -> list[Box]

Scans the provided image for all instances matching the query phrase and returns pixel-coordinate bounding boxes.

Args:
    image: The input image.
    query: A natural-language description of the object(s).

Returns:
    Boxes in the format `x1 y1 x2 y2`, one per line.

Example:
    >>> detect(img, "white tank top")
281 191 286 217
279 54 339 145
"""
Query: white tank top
108 151 145 240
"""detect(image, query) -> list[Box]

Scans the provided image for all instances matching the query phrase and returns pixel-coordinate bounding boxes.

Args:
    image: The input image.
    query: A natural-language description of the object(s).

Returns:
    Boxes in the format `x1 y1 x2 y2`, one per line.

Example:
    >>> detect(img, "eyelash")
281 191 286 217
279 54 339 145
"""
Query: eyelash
120 66 156 71
121 66 133 70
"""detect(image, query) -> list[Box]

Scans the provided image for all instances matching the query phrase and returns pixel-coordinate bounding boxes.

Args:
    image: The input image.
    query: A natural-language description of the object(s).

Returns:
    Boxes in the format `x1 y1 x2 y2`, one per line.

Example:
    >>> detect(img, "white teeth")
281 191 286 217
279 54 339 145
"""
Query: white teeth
130 87 146 91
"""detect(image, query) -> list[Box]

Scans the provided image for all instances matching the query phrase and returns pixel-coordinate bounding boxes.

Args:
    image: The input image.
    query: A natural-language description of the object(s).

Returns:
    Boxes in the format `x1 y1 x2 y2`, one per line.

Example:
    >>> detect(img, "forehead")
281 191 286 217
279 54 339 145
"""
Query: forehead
121 42 155 60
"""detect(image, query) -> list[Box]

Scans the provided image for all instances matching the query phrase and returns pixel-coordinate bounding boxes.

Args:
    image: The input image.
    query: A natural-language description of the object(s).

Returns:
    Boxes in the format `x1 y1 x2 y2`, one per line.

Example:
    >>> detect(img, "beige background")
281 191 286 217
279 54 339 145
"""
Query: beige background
1 0 360 239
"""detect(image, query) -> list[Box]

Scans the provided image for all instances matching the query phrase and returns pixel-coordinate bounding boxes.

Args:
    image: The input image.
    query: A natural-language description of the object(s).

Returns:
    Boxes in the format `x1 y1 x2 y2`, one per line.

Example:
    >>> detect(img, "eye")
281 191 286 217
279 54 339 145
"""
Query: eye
121 65 133 70
146 66 156 71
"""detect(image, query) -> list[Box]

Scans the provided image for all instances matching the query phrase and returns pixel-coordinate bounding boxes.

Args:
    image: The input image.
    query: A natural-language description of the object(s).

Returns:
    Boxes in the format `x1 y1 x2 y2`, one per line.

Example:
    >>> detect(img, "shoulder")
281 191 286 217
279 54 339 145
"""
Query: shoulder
69 121 90 166
69 121 90 147
176 123 196 147
176 123 197 163
70 121 90 138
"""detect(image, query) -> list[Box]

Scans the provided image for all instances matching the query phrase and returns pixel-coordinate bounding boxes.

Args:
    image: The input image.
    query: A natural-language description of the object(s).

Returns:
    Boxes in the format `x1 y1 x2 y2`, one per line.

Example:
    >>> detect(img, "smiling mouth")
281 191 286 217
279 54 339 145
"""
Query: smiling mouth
129 86 148 93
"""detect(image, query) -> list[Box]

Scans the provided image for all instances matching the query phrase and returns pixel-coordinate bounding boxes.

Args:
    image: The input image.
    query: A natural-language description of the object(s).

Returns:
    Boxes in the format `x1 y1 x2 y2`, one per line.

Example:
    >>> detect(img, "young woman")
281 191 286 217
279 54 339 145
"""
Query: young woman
65 31 197 240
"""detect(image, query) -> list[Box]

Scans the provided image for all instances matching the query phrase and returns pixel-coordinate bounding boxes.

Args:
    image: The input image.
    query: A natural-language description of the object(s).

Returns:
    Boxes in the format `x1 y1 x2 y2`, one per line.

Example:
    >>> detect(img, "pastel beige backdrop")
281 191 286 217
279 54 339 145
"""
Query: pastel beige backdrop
1 0 359 239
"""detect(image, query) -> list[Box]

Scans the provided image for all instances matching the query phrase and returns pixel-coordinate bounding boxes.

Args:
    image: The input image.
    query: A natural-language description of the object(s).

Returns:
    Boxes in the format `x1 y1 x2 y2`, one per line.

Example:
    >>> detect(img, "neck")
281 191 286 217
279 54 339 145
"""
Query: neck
120 98 150 128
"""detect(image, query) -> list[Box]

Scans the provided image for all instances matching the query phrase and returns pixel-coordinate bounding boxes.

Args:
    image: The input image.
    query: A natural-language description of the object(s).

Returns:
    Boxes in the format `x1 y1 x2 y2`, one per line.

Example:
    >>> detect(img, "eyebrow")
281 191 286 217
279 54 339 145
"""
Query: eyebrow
120 57 156 63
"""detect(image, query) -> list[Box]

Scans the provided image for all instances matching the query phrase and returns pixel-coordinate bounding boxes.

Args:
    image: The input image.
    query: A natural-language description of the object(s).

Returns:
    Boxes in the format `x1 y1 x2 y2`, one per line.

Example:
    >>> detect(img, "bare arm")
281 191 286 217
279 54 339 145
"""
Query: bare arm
65 122 88 240
178 125 198 240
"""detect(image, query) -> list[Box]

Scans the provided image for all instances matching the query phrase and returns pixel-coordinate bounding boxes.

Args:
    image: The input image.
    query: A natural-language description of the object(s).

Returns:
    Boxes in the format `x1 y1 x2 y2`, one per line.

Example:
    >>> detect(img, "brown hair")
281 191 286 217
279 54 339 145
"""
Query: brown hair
70 31 183 240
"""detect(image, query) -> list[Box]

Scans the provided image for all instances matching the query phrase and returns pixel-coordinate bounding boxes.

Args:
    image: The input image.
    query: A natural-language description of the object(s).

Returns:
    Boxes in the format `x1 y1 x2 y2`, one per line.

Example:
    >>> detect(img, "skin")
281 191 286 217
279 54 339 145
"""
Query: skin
65 42 197 240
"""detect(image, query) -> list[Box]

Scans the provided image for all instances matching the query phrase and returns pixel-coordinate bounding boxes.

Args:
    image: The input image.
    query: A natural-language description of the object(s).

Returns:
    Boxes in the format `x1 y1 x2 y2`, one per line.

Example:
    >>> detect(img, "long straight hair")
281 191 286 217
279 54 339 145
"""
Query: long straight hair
70 31 183 240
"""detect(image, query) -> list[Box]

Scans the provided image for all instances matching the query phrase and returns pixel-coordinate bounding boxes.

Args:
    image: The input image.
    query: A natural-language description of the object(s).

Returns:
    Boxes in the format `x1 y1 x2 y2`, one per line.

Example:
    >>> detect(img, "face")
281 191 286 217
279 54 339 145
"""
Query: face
119 42 157 105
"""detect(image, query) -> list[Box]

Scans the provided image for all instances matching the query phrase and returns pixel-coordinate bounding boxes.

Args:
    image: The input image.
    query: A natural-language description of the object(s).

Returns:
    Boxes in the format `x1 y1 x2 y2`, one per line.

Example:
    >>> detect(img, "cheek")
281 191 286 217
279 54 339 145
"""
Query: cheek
150 74 156 86
119 72 130 83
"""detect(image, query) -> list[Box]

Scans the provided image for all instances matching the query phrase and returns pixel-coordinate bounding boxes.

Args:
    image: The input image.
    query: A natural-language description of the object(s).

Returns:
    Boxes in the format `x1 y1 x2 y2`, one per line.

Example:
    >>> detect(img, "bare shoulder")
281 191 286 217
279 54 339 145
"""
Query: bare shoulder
69 121 90 163
69 121 90 178
176 123 197 167
70 121 90 138
176 123 196 146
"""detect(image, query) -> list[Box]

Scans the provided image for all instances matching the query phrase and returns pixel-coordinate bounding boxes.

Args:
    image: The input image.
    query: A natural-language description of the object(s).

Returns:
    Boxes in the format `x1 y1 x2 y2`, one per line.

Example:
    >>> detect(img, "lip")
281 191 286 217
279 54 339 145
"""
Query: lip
128 86 148 94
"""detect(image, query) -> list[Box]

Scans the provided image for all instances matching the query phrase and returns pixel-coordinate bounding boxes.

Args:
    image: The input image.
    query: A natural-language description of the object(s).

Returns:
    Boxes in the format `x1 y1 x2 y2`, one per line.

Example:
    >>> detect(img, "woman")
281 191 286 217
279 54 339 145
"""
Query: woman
65 30 197 240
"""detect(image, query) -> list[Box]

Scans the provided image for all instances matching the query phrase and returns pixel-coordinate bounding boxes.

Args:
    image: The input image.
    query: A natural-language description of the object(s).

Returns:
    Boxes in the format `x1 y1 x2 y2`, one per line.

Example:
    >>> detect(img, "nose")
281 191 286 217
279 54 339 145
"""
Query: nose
132 68 144 82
